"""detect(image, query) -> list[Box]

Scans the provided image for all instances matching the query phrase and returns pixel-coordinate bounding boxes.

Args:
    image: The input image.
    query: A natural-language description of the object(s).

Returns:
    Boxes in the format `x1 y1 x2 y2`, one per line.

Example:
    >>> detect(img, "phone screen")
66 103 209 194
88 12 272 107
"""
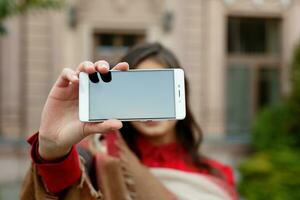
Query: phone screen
89 70 175 120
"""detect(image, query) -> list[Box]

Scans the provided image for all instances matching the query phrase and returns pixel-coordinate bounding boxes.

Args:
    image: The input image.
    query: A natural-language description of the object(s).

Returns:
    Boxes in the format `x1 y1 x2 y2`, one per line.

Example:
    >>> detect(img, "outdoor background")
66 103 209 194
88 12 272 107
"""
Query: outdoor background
0 0 300 199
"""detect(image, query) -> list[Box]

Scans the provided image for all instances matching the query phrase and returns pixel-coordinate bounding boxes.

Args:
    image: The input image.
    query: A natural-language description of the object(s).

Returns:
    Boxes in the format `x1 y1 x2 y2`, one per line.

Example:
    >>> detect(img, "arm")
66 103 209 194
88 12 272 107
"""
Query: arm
21 60 129 199
21 133 101 199
38 61 128 161
28 132 82 193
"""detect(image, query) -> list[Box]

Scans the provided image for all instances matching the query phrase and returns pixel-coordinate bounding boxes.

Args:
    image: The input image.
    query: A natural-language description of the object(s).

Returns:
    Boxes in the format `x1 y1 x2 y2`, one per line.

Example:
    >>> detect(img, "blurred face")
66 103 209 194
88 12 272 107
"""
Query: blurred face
130 59 178 144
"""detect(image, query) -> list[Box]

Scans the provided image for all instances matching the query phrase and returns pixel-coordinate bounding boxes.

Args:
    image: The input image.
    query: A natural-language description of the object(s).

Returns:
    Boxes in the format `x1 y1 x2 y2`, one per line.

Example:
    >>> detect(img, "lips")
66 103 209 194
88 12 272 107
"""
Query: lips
143 121 160 126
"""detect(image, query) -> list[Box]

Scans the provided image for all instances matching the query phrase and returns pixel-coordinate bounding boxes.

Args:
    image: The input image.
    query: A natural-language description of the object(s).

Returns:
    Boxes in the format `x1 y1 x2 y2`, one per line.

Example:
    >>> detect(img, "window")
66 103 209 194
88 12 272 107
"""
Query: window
257 68 280 110
226 17 281 136
228 17 281 55
226 65 252 135
93 32 145 64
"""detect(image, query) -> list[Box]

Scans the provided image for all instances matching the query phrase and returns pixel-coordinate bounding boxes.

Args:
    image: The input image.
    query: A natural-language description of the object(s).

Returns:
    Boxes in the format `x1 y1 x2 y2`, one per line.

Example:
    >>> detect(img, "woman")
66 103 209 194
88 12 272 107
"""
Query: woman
21 43 237 200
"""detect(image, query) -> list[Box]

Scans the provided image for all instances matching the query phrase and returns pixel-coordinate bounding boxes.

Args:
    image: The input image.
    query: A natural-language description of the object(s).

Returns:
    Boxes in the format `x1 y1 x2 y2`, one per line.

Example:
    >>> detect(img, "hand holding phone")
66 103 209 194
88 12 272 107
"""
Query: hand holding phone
38 61 127 161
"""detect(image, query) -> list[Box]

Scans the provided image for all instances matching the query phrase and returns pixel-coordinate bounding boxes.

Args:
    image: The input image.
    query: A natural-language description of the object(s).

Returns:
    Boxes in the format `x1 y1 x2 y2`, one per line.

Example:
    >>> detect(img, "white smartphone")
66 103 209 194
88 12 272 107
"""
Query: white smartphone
79 69 186 122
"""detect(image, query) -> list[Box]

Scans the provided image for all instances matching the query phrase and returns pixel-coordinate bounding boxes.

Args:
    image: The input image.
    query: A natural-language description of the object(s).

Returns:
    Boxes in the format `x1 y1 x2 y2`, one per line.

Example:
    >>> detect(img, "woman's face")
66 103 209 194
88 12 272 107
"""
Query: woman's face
130 59 178 141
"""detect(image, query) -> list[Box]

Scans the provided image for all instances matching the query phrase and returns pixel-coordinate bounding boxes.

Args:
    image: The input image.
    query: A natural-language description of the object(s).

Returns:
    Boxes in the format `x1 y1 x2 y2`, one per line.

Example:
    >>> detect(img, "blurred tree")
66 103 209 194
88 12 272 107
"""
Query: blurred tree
287 42 300 147
238 43 300 199
0 0 64 34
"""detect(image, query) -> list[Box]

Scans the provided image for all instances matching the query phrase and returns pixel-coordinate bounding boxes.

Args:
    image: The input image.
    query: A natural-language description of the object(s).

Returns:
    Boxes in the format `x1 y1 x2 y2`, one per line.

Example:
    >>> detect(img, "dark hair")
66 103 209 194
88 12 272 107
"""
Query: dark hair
119 42 219 176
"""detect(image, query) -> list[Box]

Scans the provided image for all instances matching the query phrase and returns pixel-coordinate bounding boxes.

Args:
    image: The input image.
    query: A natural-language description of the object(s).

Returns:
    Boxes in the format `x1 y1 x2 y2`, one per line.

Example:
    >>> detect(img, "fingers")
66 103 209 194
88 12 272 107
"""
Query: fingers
94 60 110 74
112 62 129 71
76 61 97 74
76 60 110 75
55 68 79 87
83 119 123 137
76 60 129 76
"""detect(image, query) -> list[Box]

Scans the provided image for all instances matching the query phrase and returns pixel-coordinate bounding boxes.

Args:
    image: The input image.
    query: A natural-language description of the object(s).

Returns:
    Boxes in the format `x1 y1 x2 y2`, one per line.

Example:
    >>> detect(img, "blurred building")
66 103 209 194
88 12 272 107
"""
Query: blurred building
1 0 300 197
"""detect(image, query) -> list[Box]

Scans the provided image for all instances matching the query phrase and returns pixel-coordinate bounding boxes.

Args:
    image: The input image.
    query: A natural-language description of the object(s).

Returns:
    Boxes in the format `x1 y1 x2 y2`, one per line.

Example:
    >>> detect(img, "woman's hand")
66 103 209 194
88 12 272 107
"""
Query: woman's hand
38 60 129 161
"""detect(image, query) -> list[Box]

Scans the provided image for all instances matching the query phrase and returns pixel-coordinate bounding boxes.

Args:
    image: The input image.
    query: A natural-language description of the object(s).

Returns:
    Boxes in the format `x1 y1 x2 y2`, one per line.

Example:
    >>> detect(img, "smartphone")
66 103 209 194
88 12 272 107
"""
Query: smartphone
79 69 186 122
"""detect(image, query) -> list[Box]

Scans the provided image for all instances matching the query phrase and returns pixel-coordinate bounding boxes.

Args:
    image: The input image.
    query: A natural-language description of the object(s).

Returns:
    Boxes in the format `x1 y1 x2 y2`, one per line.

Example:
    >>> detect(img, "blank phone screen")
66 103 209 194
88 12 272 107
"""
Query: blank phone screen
89 70 175 120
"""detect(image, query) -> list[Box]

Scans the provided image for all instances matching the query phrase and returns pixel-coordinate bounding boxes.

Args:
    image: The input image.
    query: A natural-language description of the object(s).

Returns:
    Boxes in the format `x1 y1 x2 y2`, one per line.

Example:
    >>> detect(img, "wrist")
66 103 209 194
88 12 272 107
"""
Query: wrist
38 131 72 161
38 143 71 162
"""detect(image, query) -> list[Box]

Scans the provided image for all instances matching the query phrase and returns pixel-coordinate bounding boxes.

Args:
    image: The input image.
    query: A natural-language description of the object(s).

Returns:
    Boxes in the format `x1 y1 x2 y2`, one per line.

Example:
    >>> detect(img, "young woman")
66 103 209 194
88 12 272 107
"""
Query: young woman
21 43 237 200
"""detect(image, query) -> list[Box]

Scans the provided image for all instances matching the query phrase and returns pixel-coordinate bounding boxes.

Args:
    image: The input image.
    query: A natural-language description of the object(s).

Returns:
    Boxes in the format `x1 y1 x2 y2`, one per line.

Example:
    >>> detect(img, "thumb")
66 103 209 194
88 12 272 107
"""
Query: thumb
82 119 123 137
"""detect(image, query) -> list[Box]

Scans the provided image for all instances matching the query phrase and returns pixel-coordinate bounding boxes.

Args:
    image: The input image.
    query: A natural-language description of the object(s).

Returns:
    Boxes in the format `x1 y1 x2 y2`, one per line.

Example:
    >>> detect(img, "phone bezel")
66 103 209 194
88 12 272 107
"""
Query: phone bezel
79 69 186 122
174 68 186 120
79 72 89 122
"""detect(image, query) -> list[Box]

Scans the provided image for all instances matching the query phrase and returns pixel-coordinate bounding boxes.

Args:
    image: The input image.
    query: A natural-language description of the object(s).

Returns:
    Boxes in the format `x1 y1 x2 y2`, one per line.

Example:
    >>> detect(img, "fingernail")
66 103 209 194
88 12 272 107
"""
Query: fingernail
121 62 128 65
104 64 109 70
98 62 109 70
84 61 93 67
72 75 78 80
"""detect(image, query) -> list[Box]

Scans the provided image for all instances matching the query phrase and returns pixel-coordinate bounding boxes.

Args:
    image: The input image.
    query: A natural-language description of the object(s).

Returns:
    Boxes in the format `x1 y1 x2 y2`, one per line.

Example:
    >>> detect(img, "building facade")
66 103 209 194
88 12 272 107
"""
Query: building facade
1 0 300 190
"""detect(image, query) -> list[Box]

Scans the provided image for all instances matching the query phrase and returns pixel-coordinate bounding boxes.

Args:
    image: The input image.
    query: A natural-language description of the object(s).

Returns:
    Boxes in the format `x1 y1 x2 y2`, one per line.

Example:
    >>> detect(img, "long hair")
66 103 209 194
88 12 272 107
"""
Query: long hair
118 42 218 176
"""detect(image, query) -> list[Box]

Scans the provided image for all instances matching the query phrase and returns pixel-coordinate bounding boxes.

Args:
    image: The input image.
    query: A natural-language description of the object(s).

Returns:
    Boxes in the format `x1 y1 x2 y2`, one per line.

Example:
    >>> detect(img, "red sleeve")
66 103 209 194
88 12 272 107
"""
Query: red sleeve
27 133 82 193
